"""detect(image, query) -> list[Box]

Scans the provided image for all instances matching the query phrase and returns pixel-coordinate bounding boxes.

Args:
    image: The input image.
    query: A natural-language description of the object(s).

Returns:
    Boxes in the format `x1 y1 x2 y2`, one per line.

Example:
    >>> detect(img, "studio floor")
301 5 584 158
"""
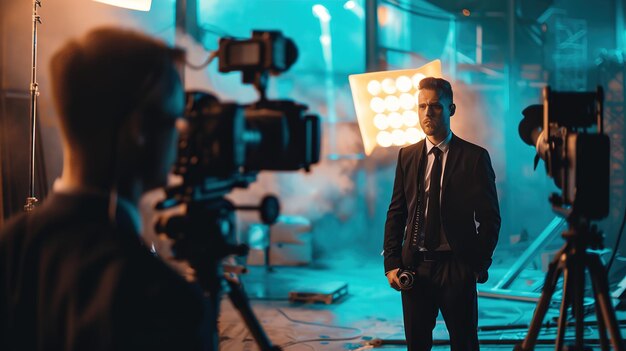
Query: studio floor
217 254 626 351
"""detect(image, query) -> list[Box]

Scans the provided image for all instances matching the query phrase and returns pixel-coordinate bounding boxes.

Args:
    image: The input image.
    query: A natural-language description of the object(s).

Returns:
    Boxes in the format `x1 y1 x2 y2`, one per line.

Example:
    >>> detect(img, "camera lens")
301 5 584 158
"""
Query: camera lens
398 270 414 290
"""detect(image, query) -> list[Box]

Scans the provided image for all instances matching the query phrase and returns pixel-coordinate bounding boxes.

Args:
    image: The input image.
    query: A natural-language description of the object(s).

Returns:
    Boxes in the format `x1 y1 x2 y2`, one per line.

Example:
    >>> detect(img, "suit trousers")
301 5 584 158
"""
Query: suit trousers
401 254 478 351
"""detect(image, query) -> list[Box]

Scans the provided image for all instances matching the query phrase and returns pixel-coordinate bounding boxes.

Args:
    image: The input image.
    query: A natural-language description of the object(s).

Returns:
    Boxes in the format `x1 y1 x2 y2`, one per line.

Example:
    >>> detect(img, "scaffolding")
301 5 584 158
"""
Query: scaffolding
552 17 588 91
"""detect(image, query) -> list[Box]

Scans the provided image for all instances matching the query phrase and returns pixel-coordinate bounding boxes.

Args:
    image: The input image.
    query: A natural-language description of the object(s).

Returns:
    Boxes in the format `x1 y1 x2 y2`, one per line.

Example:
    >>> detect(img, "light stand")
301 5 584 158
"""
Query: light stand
24 0 41 212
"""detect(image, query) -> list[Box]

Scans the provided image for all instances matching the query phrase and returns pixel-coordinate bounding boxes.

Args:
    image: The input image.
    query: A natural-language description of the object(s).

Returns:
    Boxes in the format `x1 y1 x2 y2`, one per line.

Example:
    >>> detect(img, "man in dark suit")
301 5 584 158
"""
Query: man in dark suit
383 77 500 351
0 28 208 350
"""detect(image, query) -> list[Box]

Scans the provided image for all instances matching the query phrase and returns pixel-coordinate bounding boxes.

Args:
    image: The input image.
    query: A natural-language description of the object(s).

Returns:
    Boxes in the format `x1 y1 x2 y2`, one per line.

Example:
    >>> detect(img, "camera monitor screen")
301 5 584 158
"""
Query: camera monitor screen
548 91 598 129
226 42 262 67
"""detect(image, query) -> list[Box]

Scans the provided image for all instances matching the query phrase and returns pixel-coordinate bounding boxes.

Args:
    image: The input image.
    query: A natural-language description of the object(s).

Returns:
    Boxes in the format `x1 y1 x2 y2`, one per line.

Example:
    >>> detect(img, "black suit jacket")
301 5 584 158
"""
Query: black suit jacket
0 193 205 351
383 133 501 282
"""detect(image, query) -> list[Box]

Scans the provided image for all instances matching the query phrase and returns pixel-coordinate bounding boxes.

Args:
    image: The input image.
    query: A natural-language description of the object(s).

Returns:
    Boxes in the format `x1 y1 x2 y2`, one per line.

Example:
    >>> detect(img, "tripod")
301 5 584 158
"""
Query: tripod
515 217 625 351
157 195 281 351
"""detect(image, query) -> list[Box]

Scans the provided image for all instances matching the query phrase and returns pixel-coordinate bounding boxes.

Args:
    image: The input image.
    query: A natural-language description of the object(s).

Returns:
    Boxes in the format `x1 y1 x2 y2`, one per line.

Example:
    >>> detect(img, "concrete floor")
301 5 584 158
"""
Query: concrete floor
216 256 626 350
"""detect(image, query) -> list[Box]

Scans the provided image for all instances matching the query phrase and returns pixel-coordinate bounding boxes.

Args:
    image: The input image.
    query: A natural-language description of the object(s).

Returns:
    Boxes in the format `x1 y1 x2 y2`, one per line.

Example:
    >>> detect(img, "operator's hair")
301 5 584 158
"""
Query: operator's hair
418 77 453 102
49 27 185 148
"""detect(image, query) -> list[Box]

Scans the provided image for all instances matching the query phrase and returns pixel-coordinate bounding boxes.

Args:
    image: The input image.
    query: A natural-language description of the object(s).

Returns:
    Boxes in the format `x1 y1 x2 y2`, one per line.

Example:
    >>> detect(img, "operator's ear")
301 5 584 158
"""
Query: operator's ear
449 103 456 116
121 111 146 149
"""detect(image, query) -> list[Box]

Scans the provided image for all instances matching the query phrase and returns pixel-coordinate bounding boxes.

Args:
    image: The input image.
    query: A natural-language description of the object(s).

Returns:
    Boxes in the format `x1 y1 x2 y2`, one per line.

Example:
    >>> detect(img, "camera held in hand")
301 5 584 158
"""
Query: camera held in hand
398 269 415 290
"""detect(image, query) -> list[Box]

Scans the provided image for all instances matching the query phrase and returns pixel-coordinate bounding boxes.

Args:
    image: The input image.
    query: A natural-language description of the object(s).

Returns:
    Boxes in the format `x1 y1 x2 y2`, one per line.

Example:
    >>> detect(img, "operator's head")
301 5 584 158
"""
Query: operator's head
417 77 456 143
50 27 186 195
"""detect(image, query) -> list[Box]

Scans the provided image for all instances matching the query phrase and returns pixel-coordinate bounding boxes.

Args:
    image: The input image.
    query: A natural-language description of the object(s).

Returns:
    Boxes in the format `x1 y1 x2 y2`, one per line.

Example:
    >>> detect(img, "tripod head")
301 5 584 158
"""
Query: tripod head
155 190 279 292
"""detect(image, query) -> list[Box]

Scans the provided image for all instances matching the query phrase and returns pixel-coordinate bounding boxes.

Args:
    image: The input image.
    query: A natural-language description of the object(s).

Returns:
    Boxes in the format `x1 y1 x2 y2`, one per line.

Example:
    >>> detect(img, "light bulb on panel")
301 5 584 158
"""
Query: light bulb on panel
412 73 425 89
388 112 403 129
367 80 381 96
370 97 385 113
384 95 400 112
402 110 418 127
399 93 415 110
377 131 393 147
395 76 412 93
381 78 396 94
391 129 406 146
373 114 389 130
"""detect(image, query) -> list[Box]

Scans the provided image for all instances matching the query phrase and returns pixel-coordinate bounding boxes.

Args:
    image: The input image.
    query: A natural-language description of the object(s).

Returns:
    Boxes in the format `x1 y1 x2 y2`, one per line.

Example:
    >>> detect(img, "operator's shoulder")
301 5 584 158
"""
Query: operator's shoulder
0 213 28 246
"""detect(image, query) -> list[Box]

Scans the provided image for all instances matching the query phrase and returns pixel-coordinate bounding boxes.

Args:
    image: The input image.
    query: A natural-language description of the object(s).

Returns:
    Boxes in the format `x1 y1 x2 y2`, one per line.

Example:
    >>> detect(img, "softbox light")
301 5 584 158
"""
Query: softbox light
349 60 442 156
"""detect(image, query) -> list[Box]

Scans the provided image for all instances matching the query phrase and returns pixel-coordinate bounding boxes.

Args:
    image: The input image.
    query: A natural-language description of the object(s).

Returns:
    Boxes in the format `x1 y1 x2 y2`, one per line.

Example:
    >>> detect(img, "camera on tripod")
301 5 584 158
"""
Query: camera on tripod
154 30 322 351
515 87 624 351
157 28 322 276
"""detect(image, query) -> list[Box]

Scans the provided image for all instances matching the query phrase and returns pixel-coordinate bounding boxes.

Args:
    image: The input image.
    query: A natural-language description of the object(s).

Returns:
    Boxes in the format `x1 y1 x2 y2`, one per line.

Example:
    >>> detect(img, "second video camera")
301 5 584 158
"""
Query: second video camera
518 87 609 220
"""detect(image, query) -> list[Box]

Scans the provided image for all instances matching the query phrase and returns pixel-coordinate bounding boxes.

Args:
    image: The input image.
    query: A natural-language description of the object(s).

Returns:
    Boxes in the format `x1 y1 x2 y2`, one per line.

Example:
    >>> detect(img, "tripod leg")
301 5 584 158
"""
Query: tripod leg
591 276 610 351
581 250 609 351
572 253 586 349
518 247 566 351
204 293 220 351
588 255 625 351
555 265 571 351
225 278 281 351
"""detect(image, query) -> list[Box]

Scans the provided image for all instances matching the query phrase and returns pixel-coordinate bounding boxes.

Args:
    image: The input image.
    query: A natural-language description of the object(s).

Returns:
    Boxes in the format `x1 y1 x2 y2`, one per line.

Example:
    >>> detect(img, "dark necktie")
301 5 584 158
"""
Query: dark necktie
425 147 442 251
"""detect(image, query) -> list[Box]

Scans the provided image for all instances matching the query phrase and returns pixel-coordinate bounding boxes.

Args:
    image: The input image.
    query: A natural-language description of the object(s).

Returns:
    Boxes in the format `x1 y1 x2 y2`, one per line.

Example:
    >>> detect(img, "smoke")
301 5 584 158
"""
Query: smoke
1 0 507 267
224 81 393 263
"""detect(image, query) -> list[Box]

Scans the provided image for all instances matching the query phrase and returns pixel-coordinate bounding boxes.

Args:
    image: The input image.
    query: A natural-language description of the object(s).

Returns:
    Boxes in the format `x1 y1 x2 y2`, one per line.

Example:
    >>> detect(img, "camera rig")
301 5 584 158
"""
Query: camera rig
519 87 608 220
155 30 321 351
516 87 623 351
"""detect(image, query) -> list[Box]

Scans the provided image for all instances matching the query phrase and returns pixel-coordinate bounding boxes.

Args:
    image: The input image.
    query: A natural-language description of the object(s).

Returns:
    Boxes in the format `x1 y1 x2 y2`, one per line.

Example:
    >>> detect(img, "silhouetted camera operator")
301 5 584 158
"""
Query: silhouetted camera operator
0 28 208 350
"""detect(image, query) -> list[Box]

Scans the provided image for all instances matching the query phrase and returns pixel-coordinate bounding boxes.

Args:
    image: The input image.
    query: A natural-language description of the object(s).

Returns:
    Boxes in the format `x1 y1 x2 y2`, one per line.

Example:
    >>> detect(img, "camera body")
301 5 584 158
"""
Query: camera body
218 30 297 75
397 269 415 290
519 86 609 220
154 30 322 351
542 87 608 219
160 30 321 203
176 93 320 181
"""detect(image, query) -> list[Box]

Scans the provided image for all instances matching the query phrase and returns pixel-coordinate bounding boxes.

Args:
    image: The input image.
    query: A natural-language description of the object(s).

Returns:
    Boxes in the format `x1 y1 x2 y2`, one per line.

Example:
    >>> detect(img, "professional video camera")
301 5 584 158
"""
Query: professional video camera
518 87 608 220
515 87 624 351
160 30 320 203
155 30 321 351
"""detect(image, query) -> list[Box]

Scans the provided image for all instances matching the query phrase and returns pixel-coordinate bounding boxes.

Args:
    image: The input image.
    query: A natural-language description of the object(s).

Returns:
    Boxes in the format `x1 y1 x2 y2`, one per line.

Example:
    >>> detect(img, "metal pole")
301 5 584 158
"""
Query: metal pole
365 0 379 72
449 18 457 80
617 0 625 50
493 216 565 290
175 0 201 43
25 0 41 212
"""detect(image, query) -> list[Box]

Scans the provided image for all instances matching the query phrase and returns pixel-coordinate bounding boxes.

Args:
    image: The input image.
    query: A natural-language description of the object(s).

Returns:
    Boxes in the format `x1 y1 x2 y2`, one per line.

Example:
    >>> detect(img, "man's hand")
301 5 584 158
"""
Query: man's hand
474 270 488 284
386 268 401 291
